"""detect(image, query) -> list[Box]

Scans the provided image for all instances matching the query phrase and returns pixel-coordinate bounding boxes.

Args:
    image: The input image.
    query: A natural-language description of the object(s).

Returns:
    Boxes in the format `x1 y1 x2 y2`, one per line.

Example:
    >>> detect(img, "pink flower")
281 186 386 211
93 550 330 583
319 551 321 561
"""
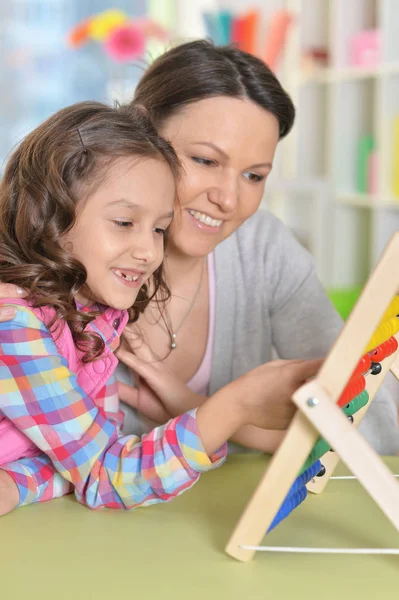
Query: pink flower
135 18 169 41
104 24 146 62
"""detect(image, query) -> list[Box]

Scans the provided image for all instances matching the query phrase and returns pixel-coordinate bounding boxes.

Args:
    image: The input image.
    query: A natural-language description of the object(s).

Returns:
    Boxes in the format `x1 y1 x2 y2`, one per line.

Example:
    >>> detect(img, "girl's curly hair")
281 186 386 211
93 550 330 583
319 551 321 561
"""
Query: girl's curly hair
0 101 181 362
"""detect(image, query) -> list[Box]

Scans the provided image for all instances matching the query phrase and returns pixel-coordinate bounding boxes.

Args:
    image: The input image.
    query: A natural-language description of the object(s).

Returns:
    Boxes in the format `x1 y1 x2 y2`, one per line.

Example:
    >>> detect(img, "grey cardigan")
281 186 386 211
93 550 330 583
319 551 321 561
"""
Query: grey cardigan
119 210 399 455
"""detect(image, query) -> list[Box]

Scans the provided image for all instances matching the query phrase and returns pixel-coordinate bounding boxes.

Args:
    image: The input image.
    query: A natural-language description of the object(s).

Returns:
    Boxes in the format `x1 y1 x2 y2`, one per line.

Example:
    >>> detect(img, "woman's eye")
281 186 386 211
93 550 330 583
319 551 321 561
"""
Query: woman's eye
191 156 217 167
243 172 264 183
153 227 166 236
113 220 133 228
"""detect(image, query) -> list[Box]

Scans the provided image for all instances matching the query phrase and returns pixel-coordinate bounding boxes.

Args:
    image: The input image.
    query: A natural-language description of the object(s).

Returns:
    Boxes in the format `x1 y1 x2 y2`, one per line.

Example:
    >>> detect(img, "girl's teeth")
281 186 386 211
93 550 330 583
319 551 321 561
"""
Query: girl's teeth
189 210 222 228
114 269 139 282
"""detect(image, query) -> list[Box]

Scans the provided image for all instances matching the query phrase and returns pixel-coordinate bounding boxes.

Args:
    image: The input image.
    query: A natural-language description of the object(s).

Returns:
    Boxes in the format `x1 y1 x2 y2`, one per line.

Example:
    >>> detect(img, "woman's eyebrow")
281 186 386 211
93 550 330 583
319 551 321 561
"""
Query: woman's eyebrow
191 141 272 170
191 141 229 159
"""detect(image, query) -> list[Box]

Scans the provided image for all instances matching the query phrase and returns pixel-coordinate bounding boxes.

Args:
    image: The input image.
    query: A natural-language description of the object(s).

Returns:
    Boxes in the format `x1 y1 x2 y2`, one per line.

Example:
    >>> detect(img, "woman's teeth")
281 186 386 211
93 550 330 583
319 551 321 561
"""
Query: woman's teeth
188 210 222 228
113 269 140 282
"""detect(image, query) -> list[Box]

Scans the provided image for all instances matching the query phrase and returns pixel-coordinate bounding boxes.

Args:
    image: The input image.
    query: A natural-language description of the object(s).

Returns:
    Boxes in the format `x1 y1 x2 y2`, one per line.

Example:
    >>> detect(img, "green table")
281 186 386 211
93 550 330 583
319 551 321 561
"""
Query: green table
2 455 399 600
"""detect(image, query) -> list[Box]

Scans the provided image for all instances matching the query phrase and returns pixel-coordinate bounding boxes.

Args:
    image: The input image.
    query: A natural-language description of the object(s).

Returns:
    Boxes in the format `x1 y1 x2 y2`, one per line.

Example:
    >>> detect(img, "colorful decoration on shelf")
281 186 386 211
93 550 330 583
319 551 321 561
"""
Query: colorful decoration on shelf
357 134 376 195
350 29 381 69
394 116 399 199
202 8 293 71
67 9 168 63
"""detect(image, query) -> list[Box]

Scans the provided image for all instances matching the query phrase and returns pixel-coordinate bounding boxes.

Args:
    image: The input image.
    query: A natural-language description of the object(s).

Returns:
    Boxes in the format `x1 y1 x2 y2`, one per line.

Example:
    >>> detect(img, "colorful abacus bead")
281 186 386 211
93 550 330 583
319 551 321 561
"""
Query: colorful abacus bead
365 317 399 353
337 375 366 407
267 460 322 533
368 336 398 362
351 354 372 378
381 295 399 321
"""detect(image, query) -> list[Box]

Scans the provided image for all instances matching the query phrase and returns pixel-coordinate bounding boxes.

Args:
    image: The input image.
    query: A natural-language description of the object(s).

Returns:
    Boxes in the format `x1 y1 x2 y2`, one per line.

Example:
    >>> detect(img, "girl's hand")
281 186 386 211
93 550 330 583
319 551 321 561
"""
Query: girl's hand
0 284 27 322
196 358 323 456
0 470 20 516
232 359 324 430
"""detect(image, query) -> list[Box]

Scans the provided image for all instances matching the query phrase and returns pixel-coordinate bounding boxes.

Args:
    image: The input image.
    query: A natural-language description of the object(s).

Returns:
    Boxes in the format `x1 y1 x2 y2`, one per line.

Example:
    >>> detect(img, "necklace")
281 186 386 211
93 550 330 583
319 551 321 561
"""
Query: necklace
157 258 206 350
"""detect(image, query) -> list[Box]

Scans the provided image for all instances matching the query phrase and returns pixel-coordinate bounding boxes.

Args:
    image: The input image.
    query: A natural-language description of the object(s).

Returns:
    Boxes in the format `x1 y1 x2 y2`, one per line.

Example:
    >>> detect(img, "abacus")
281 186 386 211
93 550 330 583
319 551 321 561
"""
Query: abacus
226 233 399 562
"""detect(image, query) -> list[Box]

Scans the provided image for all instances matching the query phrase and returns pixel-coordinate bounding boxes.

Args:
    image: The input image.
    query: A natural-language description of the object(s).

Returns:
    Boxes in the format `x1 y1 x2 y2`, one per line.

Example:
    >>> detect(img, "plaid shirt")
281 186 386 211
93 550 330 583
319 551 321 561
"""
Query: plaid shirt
0 304 226 510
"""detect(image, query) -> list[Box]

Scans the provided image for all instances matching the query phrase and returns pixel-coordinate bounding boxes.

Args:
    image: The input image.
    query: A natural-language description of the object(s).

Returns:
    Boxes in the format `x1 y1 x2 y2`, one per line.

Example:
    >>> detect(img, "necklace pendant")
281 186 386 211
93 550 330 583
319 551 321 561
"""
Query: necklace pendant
171 333 177 350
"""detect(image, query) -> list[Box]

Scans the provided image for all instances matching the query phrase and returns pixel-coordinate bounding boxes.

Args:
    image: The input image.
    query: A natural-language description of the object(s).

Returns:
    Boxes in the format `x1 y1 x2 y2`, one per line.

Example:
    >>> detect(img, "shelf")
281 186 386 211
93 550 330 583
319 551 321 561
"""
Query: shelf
278 0 399 288
337 193 399 208
300 62 399 85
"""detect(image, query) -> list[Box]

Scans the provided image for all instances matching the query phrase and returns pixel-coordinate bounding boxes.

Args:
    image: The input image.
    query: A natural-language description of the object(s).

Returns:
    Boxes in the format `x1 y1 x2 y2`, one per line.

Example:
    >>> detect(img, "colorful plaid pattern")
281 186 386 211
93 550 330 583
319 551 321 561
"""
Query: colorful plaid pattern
0 305 227 510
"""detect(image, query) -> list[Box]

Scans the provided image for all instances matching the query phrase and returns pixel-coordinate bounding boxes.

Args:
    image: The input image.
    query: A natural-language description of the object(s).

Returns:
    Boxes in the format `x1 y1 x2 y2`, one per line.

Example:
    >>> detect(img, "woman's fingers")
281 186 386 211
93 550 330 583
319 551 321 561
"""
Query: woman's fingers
137 381 171 423
117 381 139 408
116 348 153 379
117 381 170 424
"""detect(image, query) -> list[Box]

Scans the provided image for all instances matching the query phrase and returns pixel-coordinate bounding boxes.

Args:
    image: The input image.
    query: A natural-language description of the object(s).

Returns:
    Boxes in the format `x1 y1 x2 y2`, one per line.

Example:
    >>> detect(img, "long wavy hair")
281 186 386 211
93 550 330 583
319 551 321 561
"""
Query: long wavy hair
0 101 181 362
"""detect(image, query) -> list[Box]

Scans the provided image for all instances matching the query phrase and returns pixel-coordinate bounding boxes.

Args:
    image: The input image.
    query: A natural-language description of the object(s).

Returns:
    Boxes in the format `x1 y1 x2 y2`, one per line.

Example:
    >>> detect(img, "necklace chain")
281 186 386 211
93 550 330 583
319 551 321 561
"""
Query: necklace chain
157 259 206 350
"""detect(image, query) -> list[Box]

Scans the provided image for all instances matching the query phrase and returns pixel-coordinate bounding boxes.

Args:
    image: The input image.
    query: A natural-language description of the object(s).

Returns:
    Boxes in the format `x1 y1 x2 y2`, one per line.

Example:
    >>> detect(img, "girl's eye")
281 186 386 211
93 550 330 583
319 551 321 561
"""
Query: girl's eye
243 172 265 183
191 156 217 167
113 220 133 228
153 227 167 236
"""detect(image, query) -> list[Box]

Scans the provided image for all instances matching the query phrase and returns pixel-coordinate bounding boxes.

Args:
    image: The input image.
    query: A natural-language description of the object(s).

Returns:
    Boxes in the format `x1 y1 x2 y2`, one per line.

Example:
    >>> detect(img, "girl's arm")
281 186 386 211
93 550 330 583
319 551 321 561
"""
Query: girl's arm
0 305 227 510
116 346 303 454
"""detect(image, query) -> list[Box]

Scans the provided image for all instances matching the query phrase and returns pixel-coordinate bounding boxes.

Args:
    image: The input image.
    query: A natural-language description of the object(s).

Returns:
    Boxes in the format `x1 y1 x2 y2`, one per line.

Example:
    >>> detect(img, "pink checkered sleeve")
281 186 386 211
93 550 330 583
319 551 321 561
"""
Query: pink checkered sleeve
0 306 227 510
2 454 73 506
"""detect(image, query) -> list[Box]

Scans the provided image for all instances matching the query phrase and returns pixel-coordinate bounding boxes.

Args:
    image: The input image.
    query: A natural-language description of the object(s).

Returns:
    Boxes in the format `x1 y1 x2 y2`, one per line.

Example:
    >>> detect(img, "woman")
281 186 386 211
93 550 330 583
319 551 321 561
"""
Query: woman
2 40 398 454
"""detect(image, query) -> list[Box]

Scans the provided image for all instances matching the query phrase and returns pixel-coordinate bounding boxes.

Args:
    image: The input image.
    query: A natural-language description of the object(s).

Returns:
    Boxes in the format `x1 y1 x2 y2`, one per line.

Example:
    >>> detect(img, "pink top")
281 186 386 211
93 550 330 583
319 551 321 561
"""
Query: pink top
0 299 128 466
186 252 215 396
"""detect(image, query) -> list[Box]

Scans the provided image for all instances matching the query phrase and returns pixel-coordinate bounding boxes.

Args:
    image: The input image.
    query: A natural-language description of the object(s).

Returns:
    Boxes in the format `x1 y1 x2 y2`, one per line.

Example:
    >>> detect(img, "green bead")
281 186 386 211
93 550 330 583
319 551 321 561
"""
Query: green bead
299 390 370 475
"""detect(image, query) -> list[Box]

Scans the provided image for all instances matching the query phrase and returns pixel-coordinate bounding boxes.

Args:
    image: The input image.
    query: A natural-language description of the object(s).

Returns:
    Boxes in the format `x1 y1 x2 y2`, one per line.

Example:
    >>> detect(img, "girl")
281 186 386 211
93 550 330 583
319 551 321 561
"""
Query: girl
0 101 322 515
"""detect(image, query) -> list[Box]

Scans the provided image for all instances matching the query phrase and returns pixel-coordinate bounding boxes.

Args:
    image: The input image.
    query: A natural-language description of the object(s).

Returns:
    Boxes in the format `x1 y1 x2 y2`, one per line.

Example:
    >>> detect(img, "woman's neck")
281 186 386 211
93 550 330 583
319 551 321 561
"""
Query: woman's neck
164 248 208 290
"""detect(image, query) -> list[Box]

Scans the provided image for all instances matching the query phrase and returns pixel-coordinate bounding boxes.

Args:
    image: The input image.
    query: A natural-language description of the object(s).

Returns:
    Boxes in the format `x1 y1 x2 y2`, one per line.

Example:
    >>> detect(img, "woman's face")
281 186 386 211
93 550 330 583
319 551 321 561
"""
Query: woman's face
160 96 280 258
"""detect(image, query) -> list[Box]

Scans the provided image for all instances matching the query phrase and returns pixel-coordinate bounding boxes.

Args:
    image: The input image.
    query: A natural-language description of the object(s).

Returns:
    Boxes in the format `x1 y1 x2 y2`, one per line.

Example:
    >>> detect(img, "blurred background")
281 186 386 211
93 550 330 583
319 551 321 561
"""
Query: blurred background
1 0 399 317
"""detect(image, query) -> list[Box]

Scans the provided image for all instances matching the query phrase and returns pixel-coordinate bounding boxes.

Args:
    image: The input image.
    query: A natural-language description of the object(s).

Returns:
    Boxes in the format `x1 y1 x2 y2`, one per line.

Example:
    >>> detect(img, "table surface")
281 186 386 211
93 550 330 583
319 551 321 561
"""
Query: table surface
1 455 399 600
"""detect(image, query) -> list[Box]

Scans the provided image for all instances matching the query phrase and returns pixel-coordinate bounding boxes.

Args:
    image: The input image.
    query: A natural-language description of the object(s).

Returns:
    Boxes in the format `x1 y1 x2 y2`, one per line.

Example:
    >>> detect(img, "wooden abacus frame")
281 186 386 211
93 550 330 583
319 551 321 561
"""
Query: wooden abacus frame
226 233 399 562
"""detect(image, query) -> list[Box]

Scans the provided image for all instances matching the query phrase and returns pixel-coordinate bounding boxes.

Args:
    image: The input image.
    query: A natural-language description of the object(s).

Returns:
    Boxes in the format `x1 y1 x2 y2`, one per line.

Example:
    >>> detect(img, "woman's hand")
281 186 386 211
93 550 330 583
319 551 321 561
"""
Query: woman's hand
0 284 27 322
116 324 205 421
117 380 172 424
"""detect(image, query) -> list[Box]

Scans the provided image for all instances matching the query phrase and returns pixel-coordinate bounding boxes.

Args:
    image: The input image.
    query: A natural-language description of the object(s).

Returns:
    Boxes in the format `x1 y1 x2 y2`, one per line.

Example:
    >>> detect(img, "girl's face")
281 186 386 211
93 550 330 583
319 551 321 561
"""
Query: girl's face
160 96 280 259
63 156 175 310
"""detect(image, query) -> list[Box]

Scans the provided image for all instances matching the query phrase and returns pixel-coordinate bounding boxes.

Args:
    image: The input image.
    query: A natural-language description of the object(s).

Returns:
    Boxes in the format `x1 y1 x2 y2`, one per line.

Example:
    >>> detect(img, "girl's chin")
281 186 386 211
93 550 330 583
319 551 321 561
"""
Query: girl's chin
87 289 139 311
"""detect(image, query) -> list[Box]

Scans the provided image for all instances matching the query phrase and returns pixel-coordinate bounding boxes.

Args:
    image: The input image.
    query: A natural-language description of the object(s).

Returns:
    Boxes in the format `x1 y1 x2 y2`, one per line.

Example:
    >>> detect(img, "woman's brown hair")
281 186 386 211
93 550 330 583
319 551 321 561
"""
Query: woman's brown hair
0 101 181 361
133 39 295 137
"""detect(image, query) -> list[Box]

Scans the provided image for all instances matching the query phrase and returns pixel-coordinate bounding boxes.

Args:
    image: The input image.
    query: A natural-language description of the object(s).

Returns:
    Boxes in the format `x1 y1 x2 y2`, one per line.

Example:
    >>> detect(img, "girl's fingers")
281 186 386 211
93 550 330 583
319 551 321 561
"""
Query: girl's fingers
0 306 16 321
0 284 27 298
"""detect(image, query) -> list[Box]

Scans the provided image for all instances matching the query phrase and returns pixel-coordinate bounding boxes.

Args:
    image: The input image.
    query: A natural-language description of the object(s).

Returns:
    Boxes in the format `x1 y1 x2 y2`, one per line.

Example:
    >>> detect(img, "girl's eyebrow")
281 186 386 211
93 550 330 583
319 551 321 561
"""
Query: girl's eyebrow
106 199 174 219
191 141 272 170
